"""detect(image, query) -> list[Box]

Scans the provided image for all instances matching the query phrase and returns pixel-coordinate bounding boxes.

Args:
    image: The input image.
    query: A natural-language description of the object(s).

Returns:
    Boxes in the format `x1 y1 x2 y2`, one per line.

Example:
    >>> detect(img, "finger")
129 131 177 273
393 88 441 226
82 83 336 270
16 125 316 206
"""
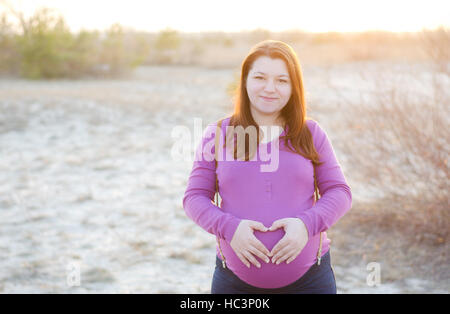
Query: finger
242 250 261 268
286 254 299 265
270 237 289 257
269 220 281 231
274 248 293 265
251 238 272 257
272 244 293 264
268 220 284 232
248 244 270 264
272 241 291 263
249 221 268 232
236 252 250 268
282 247 302 264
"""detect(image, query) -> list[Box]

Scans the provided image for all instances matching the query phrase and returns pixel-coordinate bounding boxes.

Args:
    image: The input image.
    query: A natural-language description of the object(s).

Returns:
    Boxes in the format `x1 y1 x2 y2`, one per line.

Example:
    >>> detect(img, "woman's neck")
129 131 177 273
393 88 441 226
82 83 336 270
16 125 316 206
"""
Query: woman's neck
251 110 285 128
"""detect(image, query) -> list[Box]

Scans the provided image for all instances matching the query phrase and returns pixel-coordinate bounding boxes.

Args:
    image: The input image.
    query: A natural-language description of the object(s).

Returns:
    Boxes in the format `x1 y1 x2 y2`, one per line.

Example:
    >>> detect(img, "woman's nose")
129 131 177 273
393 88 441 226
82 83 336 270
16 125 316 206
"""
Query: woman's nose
263 79 276 92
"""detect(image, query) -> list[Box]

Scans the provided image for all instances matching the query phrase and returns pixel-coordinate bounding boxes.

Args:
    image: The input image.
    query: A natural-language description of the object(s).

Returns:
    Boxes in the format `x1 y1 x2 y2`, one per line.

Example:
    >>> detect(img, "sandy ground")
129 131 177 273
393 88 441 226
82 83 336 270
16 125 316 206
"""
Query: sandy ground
0 64 447 293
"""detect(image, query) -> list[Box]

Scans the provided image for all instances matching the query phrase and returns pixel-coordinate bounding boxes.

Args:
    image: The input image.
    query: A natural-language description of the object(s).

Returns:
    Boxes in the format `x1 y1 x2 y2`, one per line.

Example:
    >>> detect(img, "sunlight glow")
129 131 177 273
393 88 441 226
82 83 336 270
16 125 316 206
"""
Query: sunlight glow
1 0 449 33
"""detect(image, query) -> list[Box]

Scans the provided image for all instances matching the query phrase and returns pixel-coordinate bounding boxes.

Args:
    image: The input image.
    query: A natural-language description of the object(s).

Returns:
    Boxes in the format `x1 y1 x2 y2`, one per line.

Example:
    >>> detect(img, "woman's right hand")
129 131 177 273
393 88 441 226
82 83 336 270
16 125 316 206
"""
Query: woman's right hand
230 220 272 268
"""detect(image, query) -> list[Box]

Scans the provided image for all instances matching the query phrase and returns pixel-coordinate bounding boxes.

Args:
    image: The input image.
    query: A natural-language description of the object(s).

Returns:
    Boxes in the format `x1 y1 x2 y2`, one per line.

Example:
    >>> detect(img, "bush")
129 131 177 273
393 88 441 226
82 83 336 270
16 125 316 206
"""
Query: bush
99 23 128 76
420 26 450 75
0 12 19 74
334 29 449 242
69 30 101 77
14 8 76 78
153 28 181 64
0 7 150 78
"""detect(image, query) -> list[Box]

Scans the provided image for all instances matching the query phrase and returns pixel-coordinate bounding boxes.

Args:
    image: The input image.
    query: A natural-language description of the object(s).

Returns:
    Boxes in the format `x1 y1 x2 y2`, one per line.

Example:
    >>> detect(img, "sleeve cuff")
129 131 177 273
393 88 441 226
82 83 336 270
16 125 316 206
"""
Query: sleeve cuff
296 212 314 239
222 216 241 243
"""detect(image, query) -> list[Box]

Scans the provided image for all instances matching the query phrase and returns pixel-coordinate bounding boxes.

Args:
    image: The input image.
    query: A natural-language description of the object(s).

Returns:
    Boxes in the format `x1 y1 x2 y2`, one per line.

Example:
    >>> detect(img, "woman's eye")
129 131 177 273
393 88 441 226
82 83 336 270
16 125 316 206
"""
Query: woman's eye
253 76 288 83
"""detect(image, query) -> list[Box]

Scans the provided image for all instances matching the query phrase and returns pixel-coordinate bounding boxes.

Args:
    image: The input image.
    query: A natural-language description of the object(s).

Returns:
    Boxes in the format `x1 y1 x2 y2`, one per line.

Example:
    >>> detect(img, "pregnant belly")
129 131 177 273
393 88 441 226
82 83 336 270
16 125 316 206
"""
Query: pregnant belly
219 229 321 289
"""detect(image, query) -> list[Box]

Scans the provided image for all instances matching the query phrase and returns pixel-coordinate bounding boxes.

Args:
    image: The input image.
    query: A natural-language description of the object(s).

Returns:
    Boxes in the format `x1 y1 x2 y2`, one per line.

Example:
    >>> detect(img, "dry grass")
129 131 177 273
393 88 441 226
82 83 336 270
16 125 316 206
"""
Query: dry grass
335 66 449 231
143 29 433 68
330 197 449 290
324 28 450 291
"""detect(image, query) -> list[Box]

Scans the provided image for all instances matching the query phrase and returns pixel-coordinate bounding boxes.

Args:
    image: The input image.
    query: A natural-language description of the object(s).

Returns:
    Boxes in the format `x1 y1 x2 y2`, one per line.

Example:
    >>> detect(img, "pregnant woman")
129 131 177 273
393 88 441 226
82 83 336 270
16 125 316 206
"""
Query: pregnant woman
183 40 352 294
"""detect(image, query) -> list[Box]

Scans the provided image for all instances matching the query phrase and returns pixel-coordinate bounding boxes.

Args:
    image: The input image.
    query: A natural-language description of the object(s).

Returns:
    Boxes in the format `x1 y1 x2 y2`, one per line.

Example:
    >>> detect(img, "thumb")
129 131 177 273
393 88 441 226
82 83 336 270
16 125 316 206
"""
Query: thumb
249 221 268 232
269 219 285 231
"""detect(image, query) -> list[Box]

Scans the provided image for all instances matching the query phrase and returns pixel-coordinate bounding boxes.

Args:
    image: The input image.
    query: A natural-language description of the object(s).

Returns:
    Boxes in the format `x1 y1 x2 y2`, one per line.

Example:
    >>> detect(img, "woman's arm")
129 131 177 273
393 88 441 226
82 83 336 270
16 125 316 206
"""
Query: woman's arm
182 123 241 242
296 120 353 238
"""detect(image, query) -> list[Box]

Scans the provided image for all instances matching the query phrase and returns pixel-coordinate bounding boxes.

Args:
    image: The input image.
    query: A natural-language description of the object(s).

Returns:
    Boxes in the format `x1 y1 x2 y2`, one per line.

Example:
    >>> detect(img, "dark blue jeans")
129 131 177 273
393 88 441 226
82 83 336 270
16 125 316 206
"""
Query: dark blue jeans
211 250 336 294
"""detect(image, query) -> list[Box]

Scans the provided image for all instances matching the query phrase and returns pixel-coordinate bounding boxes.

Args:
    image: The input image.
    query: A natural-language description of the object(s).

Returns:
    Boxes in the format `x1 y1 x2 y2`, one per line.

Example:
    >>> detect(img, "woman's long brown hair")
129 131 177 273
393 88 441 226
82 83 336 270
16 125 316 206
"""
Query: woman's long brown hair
224 40 323 166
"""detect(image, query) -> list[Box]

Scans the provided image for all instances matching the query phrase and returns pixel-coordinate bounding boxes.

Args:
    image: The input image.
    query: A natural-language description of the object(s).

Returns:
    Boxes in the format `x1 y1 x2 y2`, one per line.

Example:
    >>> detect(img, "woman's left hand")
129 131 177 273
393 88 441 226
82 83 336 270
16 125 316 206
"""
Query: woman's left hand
268 218 309 265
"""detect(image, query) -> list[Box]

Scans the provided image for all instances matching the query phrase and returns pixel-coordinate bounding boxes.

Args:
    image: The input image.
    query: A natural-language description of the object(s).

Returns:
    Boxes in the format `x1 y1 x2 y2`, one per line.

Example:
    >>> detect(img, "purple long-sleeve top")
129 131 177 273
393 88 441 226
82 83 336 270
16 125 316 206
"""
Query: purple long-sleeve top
182 116 352 288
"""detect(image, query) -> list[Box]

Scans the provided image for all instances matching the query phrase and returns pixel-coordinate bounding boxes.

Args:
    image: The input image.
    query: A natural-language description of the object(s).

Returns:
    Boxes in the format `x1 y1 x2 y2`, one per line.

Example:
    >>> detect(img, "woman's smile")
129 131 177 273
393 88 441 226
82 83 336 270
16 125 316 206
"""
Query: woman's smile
260 96 278 102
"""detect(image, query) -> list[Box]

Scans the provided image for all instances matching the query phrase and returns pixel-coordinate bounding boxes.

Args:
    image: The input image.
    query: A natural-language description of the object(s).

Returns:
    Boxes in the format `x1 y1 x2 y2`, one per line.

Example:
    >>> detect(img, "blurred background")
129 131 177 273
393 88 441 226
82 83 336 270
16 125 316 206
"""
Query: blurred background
0 0 448 293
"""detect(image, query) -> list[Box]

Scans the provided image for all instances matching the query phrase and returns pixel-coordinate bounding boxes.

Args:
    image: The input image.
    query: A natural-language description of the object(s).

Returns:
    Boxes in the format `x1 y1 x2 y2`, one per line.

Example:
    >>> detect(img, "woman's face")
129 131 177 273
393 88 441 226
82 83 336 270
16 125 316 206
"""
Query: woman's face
246 56 292 123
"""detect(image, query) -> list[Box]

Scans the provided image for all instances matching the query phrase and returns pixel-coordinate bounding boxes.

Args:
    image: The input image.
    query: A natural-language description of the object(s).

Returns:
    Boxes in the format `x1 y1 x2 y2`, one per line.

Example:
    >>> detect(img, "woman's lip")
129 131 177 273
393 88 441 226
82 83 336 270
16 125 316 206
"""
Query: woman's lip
261 96 278 101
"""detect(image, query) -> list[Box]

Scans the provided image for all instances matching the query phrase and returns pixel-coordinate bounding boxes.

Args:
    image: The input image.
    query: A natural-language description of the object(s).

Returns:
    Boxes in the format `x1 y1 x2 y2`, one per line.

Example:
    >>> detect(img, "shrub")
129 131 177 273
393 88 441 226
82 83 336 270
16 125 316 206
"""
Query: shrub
0 13 19 74
1 7 150 78
14 8 76 78
153 28 181 64
334 29 449 242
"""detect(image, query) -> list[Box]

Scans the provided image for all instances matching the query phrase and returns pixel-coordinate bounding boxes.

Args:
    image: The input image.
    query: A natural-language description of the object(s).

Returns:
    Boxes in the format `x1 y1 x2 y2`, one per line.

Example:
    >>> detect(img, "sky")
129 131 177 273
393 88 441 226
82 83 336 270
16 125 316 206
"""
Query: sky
1 0 449 33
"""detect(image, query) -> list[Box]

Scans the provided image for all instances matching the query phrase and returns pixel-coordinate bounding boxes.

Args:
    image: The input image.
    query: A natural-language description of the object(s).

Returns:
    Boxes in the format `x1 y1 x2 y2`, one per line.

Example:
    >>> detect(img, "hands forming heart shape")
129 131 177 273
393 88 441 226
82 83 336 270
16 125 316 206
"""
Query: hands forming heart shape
229 218 309 268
